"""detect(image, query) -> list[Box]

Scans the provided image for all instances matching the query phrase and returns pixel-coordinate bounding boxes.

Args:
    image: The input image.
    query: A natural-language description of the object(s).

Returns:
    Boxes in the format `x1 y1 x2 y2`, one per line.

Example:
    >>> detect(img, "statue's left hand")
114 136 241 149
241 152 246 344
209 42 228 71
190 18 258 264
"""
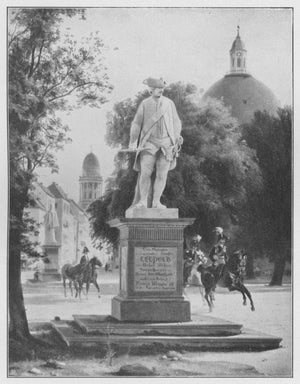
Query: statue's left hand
176 136 184 146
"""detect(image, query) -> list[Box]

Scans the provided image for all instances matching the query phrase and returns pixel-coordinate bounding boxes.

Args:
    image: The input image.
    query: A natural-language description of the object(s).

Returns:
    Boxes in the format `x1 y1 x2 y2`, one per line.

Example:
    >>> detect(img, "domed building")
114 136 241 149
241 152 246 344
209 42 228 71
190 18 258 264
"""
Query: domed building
203 27 280 124
79 152 103 210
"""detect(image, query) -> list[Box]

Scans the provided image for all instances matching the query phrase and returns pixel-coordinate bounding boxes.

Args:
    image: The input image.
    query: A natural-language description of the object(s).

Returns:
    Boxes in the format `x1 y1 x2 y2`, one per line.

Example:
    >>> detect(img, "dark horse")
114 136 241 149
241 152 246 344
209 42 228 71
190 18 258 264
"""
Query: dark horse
78 256 103 298
61 256 102 299
197 249 255 312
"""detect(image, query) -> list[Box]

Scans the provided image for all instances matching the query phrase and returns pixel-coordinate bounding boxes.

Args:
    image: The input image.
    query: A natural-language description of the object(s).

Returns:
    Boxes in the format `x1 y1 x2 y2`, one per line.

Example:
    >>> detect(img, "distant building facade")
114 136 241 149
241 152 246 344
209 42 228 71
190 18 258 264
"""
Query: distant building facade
203 27 280 124
79 152 103 210
25 181 94 279
24 152 105 278
47 182 91 266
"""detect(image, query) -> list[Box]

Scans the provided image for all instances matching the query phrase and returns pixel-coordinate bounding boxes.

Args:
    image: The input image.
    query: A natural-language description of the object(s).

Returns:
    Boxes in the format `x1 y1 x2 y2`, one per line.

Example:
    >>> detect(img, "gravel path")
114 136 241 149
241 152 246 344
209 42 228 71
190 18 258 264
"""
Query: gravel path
21 275 292 377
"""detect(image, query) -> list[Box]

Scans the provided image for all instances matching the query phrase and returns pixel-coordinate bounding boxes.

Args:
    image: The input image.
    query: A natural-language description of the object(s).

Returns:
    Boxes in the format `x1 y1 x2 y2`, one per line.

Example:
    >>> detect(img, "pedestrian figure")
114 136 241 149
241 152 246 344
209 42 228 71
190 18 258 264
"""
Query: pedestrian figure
33 257 45 281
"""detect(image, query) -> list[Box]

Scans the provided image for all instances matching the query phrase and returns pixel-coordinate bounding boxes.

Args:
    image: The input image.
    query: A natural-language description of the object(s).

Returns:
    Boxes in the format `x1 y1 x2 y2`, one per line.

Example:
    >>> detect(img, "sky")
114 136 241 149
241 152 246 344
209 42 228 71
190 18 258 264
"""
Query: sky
35 7 293 202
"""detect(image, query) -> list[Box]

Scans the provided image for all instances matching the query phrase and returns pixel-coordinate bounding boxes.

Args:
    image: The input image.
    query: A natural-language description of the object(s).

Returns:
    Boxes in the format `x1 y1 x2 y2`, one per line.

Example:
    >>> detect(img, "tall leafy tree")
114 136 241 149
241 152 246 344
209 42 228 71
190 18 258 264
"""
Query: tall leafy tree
9 8 113 342
242 107 292 285
88 84 262 253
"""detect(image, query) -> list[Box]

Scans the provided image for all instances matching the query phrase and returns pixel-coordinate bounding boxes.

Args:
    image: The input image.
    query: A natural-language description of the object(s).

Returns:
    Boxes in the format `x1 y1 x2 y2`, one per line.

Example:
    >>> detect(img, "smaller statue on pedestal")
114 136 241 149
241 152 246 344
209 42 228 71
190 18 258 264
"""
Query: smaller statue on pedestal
44 204 59 245
125 77 183 209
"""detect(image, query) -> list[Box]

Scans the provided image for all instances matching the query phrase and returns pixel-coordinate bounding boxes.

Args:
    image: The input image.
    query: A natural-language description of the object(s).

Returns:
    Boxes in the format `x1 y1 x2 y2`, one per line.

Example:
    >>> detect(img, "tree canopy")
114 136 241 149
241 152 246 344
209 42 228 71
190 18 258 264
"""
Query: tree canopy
88 83 262 251
9 8 113 341
242 107 292 284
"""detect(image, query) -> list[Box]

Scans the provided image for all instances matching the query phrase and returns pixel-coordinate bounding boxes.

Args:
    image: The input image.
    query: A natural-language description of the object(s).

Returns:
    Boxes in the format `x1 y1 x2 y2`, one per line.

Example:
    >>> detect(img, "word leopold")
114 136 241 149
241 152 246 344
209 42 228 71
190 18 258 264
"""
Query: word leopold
140 254 172 264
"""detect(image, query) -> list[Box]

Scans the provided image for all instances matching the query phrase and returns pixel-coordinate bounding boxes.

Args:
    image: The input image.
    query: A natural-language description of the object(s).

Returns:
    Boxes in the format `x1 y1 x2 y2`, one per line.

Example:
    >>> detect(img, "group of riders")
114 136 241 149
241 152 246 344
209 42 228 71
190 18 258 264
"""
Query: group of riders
184 227 246 290
61 227 254 310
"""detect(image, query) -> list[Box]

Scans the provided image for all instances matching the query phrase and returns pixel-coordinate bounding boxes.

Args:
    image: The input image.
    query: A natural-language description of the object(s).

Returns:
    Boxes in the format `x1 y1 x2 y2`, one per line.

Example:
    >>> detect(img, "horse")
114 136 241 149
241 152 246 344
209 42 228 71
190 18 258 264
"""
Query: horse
197 249 255 312
183 250 205 302
61 257 102 299
76 256 103 298
61 262 83 298
193 254 216 311
222 250 255 311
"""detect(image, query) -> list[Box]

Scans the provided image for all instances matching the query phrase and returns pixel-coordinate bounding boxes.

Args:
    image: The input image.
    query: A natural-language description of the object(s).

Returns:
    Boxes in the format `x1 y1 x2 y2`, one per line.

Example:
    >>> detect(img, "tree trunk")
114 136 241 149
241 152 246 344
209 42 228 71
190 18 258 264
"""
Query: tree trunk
269 253 286 286
9 232 31 341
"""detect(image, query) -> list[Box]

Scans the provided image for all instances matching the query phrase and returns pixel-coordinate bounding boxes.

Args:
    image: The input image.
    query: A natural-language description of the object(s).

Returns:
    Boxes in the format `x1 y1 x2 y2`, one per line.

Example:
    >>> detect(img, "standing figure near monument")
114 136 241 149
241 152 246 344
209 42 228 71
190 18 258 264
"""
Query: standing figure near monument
128 77 183 209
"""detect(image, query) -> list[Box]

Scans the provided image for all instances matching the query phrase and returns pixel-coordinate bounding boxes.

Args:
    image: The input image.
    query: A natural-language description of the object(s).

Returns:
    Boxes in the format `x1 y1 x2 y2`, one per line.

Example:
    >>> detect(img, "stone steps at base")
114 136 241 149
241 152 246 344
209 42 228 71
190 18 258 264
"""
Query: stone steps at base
73 314 242 337
50 320 282 351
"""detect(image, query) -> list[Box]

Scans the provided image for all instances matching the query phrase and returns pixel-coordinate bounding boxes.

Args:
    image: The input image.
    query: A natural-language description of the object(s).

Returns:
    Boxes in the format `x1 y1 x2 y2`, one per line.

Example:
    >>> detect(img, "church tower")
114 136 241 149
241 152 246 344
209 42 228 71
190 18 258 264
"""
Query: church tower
229 26 247 74
79 152 103 210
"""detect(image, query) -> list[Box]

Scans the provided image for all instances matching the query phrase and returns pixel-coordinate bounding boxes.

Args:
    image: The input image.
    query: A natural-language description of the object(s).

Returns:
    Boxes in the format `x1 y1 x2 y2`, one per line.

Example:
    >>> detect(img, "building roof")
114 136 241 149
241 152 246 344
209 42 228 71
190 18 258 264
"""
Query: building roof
82 152 101 178
230 35 246 52
69 199 87 218
35 182 55 198
230 26 246 53
30 196 47 210
203 74 279 124
48 182 69 200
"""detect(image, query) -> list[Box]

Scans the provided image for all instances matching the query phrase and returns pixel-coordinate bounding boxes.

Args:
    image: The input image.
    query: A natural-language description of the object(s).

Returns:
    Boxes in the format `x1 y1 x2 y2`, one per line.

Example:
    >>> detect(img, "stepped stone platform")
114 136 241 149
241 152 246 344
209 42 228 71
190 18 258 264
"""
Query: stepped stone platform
51 314 282 351
73 314 242 336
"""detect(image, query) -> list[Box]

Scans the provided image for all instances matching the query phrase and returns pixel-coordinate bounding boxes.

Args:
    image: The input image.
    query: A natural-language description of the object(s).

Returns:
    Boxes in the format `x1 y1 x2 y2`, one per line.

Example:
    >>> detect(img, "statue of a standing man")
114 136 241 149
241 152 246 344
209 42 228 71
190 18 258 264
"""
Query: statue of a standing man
44 204 59 244
128 77 183 209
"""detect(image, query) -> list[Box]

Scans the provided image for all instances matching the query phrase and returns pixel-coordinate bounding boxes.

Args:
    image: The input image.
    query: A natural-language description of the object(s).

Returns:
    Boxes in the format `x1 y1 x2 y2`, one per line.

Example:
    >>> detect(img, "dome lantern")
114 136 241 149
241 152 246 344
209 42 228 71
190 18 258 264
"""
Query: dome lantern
229 26 247 75
202 27 280 124
82 152 101 177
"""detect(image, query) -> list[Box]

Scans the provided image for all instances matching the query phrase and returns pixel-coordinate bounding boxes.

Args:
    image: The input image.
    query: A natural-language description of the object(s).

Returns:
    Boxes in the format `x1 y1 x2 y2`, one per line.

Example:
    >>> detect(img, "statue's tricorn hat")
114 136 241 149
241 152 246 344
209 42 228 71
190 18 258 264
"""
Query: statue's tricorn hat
214 227 224 234
143 77 166 88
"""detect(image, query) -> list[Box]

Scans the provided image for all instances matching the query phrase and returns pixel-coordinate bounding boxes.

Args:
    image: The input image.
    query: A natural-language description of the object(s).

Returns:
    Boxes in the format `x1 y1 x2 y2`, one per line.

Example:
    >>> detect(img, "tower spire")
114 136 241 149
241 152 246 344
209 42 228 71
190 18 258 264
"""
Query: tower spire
229 26 247 74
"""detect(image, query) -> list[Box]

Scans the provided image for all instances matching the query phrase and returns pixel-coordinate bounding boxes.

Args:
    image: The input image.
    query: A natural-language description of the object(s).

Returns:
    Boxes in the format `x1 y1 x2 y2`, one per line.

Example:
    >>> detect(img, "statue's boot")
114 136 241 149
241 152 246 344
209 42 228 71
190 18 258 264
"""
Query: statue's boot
134 201 148 208
152 201 167 209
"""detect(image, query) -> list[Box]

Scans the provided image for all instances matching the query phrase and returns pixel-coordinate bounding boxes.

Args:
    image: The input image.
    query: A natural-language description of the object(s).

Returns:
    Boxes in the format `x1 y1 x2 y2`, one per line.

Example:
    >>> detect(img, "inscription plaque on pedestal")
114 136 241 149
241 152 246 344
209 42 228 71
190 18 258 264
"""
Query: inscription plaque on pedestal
134 247 177 292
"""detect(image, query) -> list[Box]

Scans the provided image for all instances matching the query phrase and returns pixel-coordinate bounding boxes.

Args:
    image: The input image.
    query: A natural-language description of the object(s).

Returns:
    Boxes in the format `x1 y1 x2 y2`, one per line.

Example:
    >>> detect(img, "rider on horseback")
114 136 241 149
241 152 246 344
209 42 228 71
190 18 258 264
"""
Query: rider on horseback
80 246 90 264
208 227 229 282
228 249 247 287
190 235 208 284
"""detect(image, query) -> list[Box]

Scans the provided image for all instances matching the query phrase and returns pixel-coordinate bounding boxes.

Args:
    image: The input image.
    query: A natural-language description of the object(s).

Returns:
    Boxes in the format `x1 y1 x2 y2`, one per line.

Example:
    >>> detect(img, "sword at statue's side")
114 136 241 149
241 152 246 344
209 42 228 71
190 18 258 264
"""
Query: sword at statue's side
117 148 142 153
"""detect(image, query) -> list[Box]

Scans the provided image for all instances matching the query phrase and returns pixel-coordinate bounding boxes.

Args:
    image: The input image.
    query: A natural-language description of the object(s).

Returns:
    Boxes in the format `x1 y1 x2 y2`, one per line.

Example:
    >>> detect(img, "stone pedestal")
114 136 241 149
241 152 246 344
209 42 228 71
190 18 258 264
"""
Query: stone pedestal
42 244 61 281
108 213 194 322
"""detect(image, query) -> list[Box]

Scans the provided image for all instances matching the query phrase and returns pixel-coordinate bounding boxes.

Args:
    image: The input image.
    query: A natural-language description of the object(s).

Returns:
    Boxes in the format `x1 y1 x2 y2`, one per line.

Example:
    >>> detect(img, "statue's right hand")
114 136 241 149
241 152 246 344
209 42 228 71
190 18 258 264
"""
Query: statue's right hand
128 141 137 150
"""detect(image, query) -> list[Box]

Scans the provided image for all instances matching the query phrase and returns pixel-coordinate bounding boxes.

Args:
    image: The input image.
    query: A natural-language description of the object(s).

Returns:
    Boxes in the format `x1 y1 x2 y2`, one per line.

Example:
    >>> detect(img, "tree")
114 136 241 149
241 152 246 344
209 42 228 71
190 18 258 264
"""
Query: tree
242 107 292 285
88 84 262 253
9 8 113 342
